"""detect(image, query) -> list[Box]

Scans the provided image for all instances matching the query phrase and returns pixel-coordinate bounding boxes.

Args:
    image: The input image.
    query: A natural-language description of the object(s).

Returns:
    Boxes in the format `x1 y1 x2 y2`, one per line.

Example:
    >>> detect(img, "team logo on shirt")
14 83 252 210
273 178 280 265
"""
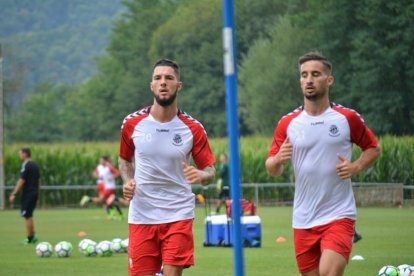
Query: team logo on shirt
172 134 183 146
328 124 340 137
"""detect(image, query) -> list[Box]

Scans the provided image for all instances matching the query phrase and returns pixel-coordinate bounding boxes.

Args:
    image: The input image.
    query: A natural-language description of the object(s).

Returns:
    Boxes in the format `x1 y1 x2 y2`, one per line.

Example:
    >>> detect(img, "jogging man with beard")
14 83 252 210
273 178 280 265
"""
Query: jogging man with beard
266 52 380 276
119 59 216 276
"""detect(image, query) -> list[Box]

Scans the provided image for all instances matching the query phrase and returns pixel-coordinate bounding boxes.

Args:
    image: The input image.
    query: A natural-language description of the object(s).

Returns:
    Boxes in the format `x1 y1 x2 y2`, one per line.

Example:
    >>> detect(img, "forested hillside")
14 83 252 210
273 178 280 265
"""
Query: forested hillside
4 0 414 142
1 0 124 106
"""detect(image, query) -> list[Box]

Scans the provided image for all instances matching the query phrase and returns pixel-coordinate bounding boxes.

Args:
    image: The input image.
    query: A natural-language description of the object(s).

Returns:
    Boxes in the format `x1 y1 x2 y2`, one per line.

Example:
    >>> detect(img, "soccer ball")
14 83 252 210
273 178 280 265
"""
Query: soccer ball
96 240 113 257
378 265 399 276
54 241 73 257
121 238 129 252
78 239 90 252
78 239 97 257
111 238 126 253
398 264 414 276
35 242 53 257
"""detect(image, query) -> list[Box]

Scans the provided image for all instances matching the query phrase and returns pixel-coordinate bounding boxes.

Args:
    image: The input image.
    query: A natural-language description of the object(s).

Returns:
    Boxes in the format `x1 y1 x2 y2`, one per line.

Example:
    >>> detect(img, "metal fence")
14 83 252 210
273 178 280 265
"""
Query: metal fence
197 182 413 207
2 182 413 209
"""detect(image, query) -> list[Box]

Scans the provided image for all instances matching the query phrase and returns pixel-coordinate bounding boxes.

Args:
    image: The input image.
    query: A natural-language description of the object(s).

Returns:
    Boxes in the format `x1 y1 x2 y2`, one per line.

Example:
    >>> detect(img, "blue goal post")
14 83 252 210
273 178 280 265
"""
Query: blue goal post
222 1 245 276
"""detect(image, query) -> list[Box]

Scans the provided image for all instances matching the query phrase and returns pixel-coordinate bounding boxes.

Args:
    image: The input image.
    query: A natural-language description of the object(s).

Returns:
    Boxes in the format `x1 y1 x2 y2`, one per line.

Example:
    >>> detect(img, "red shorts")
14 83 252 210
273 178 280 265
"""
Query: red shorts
97 183 105 197
294 218 355 273
128 219 194 276
103 188 115 199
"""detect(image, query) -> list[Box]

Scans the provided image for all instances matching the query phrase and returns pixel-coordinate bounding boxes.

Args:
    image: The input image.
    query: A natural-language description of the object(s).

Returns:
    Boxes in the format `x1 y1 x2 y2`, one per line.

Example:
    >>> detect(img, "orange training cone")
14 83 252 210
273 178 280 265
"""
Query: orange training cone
275 236 286 243
197 194 206 205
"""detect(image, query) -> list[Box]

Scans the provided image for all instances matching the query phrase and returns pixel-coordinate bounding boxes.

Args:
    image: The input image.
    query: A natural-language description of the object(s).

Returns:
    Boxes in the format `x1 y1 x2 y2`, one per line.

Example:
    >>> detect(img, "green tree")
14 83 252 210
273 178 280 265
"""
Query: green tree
1 0 123 106
239 15 315 135
8 0 414 141
6 82 74 142
59 56 127 141
349 0 414 134
239 0 414 136
56 0 178 141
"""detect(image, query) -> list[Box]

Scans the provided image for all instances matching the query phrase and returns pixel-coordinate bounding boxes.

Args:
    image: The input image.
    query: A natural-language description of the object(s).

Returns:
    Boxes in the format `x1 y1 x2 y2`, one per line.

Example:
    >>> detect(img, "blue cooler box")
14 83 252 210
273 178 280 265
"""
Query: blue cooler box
203 215 228 246
224 216 261 247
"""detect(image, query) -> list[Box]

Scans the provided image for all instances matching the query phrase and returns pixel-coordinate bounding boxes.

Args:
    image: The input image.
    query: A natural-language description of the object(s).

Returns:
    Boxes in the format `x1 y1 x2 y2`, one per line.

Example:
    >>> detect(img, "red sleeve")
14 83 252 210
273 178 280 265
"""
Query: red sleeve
268 110 301 157
191 125 215 169
268 122 287 157
334 107 379 151
119 109 150 161
119 120 135 161
110 167 120 176
349 113 378 150
179 113 215 169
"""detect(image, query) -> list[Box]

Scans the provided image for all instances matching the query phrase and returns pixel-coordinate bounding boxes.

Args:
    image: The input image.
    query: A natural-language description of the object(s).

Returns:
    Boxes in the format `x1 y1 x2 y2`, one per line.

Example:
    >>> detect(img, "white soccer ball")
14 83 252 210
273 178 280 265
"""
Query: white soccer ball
35 241 53 257
96 240 113 257
111 238 125 253
78 239 97 257
78 239 91 252
378 265 399 276
121 238 129 253
54 241 73 257
398 264 414 276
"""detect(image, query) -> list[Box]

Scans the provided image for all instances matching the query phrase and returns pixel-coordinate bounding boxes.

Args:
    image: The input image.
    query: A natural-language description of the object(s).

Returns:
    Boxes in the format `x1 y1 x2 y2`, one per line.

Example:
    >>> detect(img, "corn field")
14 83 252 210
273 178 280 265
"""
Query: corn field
4 136 414 206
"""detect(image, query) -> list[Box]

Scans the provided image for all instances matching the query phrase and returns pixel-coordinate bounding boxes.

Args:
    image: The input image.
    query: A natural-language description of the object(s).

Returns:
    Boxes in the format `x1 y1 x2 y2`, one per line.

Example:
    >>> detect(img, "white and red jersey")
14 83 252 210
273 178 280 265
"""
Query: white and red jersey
119 106 215 224
95 164 106 185
268 103 378 229
95 163 119 190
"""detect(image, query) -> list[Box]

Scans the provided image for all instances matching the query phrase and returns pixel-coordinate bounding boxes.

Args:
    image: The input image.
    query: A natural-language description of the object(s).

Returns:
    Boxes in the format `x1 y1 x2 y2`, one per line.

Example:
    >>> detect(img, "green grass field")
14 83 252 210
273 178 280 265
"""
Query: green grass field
0 206 413 275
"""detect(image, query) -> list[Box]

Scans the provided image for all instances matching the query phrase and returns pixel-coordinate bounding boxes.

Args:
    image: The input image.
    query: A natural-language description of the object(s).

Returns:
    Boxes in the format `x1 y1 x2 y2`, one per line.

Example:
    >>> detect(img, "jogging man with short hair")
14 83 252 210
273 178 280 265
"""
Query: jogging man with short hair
80 155 128 219
9 147 41 244
119 59 216 276
265 52 380 276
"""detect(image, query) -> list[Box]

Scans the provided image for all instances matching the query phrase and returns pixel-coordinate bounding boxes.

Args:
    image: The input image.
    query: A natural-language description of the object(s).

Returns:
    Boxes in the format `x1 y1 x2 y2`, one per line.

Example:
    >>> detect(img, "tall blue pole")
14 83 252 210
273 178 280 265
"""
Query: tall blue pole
222 1 244 276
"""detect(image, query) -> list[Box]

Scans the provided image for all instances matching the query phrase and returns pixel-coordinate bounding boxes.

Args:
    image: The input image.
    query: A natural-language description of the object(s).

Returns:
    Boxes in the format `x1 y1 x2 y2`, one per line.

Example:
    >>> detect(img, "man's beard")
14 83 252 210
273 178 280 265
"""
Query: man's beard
154 89 178 107
305 94 321 101
304 89 326 101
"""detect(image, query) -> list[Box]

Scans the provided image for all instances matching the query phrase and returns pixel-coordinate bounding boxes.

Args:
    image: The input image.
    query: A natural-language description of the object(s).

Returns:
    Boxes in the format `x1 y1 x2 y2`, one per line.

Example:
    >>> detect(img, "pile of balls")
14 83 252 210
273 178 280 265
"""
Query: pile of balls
378 264 414 276
35 238 128 258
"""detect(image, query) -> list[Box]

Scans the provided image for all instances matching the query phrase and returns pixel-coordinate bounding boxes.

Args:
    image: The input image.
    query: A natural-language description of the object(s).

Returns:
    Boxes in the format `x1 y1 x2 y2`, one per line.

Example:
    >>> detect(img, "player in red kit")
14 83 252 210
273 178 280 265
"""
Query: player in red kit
266 52 380 276
119 59 216 276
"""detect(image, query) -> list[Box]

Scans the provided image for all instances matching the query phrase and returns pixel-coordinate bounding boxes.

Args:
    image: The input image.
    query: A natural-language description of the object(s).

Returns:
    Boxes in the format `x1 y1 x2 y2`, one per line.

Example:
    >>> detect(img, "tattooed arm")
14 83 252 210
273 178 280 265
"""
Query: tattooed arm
182 163 216 186
119 157 136 201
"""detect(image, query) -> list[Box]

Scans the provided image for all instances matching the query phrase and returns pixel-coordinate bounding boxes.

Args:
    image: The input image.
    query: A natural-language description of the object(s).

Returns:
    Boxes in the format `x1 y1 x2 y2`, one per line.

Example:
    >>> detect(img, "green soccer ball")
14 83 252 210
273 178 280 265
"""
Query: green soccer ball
121 238 129 253
111 238 125 253
378 265 399 276
35 241 53 257
398 264 414 276
96 240 113 257
78 239 97 257
55 241 73 257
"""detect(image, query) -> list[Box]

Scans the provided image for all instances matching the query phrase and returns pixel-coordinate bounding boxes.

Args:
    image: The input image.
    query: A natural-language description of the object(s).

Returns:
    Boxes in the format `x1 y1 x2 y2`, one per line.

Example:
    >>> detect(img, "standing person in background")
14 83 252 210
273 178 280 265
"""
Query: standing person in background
120 58 216 276
9 148 41 244
265 52 380 276
215 153 230 214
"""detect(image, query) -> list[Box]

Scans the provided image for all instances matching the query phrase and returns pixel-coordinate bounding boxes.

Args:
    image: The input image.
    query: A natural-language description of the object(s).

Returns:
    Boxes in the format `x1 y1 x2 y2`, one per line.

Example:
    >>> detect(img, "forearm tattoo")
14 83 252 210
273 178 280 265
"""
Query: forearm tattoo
119 157 135 183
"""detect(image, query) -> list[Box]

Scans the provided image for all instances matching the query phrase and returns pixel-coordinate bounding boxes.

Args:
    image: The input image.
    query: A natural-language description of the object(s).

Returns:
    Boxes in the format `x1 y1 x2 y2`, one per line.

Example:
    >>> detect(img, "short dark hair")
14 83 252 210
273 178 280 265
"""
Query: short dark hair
298 52 332 73
102 155 111 162
153 58 180 79
20 147 31 157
